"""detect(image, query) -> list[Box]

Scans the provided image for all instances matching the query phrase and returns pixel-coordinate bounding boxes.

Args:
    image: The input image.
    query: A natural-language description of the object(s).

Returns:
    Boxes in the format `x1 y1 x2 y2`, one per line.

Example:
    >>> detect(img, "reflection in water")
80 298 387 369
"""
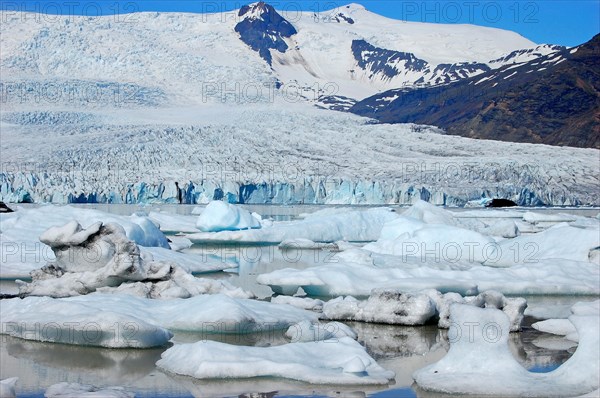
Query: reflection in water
2 336 164 383
187 244 341 299
165 372 387 398
171 328 289 347
350 323 442 359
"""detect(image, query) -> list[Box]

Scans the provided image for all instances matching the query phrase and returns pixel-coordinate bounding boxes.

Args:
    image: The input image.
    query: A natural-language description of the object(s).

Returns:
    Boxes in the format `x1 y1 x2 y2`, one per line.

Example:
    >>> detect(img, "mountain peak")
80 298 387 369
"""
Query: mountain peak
235 2 297 65
238 2 273 19
342 3 367 11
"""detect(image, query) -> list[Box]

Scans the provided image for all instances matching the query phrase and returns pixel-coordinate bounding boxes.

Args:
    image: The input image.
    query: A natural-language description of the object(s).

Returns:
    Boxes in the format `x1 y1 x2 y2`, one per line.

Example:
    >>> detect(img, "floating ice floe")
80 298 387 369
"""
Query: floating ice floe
17 221 249 299
271 295 324 311
186 207 398 243
278 238 339 250
532 319 577 339
285 320 357 342
525 303 574 319
196 201 261 232
321 289 526 331
413 304 600 397
257 202 600 297
485 222 600 267
322 290 436 326
1 293 318 347
258 250 599 296
1 295 173 348
429 289 526 331
364 215 496 263
148 211 200 233
156 337 395 385
140 246 232 274
522 211 577 224
531 300 599 342
403 200 522 238
0 378 17 398
45 382 134 398
1 205 171 277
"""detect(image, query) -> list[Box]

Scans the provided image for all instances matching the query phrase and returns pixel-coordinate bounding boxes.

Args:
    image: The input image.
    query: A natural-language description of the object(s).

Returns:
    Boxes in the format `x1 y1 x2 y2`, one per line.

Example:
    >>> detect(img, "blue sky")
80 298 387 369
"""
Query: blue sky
1 0 598 46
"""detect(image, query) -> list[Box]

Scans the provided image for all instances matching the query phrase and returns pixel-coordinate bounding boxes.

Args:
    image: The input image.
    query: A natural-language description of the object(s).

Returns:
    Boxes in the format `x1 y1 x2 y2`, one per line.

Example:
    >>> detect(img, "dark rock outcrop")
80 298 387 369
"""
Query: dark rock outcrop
235 2 297 65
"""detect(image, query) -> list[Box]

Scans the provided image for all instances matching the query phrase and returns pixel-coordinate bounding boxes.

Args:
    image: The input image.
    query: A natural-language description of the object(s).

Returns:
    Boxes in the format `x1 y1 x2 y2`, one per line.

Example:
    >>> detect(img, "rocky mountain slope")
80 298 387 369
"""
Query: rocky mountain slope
350 34 600 148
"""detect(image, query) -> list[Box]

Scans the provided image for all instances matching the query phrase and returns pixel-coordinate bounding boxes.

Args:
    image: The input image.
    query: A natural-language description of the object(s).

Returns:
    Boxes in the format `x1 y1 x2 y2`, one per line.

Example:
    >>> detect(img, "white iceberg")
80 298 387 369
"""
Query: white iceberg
1 295 173 348
426 289 527 331
271 295 324 311
486 222 599 267
186 207 398 243
531 300 599 342
1 293 318 347
413 304 600 397
19 221 250 299
156 337 395 385
1 205 170 277
285 320 357 342
257 262 478 297
196 201 261 232
525 303 574 319
322 290 436 326
532 319 577 339
148 211 199 233
140 246 233 274
45 382 134 398
258 254 599 296
320 288 526 330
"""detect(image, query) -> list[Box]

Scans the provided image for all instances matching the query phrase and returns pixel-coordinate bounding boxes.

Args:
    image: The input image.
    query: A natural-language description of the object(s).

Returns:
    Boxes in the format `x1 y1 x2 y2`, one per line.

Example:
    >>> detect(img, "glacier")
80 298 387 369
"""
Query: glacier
1 109 598 206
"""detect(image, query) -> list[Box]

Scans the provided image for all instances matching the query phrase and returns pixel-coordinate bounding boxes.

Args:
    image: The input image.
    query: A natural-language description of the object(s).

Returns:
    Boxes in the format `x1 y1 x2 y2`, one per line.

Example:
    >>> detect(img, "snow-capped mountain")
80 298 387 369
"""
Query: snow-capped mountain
1 1 541 107
1 3 598 206
350 34 600 148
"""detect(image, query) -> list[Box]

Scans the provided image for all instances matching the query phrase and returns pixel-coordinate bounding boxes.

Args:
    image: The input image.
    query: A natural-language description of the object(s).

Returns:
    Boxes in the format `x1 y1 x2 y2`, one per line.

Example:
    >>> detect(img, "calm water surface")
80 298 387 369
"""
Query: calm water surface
1 204 597 397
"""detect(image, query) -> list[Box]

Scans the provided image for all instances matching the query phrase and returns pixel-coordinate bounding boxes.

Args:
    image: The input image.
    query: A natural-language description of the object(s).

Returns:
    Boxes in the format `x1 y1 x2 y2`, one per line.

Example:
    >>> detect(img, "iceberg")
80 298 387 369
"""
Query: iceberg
285 320 357 342
485 222 600 267
148 211 200 234
196 201 261 232
364 215 496 263
1 296 174 348
18 221 250 299
322 290 437 326
1 293 318 347
257 262 477 297
532 319 577 339
258 253 599 297
427 289 527 331
271 295 324 311
531 300 599 342
319 288 526 330
186 207 398 243
413 304 600 396
156 337 395 385
1 205 171 277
